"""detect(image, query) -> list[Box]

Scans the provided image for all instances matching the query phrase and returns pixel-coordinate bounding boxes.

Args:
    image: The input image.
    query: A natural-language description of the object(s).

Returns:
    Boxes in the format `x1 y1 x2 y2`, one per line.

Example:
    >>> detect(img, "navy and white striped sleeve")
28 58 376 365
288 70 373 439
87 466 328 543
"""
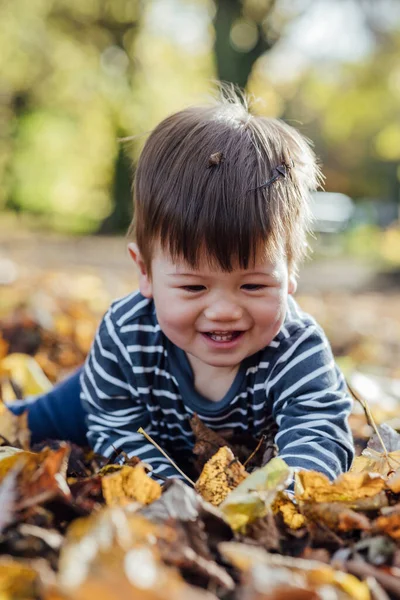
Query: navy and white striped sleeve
79 309 181 481
268 325 354 481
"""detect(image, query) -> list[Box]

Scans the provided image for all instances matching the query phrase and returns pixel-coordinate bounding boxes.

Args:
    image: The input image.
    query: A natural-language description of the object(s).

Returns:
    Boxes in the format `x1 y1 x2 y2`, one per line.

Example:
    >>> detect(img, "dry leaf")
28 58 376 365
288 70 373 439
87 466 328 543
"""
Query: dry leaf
0 558 42 598
351 424 400 477
62 545 218 600
219 543 370 600
375 513 400 540
295 470 386 504
273 493 305 530
190 414 229 471
301 501 371 532
101 465 161 507
0 353 52 397
0 444 72 510
59 508 209 600
0 402 30 449
194 446 247 507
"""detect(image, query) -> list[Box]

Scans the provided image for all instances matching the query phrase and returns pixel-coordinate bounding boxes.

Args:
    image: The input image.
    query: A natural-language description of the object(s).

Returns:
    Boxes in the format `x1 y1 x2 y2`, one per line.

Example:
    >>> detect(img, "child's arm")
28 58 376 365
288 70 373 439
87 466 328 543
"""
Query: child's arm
6 369 88 445
80 310 182 482
269 324 354 481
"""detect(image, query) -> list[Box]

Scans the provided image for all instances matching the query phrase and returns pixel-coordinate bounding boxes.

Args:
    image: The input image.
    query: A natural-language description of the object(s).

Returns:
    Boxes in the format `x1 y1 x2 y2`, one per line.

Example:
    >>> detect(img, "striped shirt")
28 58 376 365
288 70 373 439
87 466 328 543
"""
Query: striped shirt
80 290 354 482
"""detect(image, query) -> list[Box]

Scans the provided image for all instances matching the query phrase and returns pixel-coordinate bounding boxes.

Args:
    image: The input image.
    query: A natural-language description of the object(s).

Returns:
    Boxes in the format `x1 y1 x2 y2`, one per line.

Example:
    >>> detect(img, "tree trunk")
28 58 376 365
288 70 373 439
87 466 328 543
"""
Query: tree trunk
213 0 273 89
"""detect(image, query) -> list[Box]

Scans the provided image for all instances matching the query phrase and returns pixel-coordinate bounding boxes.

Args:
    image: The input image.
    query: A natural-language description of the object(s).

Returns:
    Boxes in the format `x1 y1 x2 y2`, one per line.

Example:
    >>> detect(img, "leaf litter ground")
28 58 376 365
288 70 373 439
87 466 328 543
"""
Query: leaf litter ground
1 270 400 599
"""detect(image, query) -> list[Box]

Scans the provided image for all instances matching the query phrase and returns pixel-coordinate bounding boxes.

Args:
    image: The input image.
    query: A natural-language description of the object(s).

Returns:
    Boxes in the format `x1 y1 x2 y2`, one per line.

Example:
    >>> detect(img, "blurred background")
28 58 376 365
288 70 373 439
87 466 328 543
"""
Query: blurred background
1 0 400 424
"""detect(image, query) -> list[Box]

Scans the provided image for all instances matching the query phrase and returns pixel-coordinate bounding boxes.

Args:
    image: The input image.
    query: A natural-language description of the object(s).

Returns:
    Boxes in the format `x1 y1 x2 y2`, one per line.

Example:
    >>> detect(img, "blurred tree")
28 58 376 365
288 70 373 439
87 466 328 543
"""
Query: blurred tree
0 0 214 233
0 0 145 232
282 30 400 203
213 0 282 88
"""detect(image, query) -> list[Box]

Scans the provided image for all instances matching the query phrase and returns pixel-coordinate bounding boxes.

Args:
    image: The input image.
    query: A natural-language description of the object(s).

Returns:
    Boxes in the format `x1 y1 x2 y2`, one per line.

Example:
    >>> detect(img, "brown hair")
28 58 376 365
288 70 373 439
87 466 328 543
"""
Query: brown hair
130 91 322 278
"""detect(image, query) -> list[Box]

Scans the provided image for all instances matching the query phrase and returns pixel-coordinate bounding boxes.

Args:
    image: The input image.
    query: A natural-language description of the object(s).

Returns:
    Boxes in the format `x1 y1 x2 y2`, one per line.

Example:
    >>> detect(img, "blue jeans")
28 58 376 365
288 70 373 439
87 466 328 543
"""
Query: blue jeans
7 368 88 445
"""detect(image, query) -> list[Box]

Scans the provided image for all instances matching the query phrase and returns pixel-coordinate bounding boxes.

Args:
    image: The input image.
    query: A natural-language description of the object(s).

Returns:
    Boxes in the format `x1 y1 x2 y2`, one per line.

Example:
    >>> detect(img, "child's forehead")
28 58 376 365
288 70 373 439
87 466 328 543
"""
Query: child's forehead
152 244 285 274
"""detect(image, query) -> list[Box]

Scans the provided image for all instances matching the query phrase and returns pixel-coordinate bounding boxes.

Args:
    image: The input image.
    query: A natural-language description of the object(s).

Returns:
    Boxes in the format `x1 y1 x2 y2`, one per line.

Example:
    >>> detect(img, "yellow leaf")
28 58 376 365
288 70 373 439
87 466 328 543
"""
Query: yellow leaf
0 558 41 598
1 353 52 398
194 446 247 507
295 470 385 504
308 568 370 600
101 465 161 507
220 458 291 531
0 403 30 449
273 493 305 530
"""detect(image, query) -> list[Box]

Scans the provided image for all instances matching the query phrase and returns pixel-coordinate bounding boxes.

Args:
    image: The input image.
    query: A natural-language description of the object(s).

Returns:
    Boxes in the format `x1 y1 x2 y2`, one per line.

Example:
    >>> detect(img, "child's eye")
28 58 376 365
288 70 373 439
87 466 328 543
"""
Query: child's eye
181 285 206 292
241 284 266 291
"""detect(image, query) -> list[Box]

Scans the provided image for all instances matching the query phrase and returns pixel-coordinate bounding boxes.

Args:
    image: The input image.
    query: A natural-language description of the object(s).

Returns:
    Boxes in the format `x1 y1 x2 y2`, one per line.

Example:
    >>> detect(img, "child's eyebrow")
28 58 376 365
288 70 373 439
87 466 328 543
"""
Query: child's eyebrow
166 270 275 277
167 272 203 277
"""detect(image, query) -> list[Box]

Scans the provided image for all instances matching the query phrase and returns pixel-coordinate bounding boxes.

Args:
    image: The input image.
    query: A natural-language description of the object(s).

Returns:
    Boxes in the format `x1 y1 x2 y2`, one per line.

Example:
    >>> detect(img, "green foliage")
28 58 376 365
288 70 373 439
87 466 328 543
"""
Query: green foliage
0 0 214 232
283 33 400 201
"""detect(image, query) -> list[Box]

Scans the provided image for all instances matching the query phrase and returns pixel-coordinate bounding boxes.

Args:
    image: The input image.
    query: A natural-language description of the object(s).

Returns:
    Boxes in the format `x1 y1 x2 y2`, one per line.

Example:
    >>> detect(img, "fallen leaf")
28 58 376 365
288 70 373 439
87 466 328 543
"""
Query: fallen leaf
156 519 235 591
220 543 370 600
190 415 230 472
0 353 52 397
101 464 162 507
375 512 400 540
0 444 72 510
0 558 43 598
300 501 371 532
0 403 30 449
273 493 306 530
59 508 216 600
63 545 218 600
351 424 400 477
238 512 281 551
194 447 247 507
220 458 291 532
0 466 19 534
295 471 386 504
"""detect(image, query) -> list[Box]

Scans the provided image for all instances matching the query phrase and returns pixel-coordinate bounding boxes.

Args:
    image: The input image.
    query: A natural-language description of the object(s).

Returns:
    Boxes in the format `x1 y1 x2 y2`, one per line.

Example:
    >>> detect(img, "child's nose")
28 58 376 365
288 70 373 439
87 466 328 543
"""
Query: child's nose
204 300 243 321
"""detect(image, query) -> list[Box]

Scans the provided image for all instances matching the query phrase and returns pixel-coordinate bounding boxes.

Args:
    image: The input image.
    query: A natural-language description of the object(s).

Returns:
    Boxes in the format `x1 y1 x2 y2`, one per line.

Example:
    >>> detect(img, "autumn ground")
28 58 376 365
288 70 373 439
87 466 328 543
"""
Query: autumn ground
1 230 400 599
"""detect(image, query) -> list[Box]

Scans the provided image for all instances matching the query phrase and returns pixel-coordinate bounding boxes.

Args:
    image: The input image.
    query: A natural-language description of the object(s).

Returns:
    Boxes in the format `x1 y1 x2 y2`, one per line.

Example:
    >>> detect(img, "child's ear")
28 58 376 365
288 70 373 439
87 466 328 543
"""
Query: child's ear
288 273 297 295
127 243 153 298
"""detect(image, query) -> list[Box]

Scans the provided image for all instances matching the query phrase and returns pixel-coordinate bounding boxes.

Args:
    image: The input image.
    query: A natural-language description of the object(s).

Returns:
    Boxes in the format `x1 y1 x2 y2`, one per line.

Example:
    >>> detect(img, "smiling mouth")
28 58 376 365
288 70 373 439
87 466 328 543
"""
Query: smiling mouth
204 331 243 342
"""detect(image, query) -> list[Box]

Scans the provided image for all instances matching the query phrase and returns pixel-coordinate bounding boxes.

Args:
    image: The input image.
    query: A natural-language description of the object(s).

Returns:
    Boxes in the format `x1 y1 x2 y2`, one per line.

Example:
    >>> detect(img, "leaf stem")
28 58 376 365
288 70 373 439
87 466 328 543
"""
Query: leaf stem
137 427 195 486
347 380 389 457
243 434 266 468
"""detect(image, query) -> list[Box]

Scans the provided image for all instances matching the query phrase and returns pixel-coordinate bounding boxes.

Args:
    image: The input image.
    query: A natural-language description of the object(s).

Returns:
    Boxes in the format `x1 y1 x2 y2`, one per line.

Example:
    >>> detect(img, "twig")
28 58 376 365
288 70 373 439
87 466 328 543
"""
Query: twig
347 380 389 457
243 434 266 469
137 427 195 487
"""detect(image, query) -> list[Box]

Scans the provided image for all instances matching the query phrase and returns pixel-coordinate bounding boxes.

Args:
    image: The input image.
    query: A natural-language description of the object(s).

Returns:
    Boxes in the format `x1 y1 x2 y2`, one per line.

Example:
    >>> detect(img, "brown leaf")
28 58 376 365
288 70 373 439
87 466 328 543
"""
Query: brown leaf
59 509 217 600
190 414 230 472
157 519 234 591
194 446 247 507
190 414 269 473
238 512 281 551
301 501 371 532
375 512 400 540
16 444 71 510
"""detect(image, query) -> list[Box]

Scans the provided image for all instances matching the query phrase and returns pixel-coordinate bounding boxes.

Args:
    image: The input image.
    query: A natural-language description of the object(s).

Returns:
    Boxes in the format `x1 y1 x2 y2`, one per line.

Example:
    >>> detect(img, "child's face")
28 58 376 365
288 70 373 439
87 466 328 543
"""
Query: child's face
128 243 296 373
